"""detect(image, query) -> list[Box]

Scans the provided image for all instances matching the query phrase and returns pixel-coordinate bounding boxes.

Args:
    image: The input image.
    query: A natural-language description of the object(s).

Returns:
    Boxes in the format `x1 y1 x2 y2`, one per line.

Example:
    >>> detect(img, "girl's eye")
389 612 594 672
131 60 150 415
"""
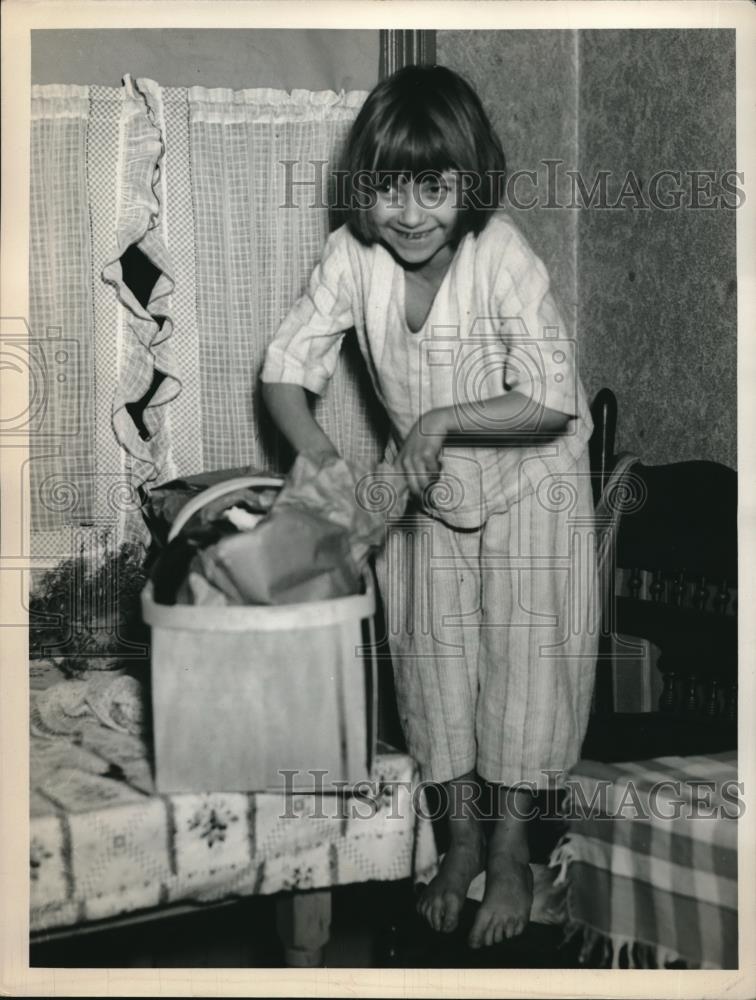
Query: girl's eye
421 179 447 198
374 177 398 196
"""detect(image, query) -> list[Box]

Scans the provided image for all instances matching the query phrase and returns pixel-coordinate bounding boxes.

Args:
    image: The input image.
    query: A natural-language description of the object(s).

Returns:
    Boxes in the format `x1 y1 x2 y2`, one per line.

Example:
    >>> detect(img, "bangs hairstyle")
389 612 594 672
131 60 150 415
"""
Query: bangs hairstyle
339 65 507 244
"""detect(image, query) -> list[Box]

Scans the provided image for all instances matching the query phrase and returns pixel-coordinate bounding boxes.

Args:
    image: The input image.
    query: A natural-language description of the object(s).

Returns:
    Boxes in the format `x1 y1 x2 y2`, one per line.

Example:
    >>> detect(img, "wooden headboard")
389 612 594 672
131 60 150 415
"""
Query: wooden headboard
583 388 737 761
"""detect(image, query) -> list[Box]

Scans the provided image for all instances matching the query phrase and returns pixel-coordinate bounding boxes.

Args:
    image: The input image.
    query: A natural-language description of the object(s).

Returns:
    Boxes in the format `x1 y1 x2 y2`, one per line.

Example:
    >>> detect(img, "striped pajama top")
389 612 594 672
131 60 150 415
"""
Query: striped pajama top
261 211 593 529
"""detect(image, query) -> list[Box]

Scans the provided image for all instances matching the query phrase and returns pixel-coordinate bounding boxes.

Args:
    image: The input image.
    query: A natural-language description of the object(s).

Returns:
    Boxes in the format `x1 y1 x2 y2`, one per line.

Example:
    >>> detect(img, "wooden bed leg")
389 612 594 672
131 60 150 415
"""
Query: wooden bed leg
275 889 332 967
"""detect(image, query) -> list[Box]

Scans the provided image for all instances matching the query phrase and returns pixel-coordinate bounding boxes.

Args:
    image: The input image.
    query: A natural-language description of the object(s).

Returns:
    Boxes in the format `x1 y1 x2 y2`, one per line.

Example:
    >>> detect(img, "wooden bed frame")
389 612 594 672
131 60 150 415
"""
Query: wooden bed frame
583 388 737 762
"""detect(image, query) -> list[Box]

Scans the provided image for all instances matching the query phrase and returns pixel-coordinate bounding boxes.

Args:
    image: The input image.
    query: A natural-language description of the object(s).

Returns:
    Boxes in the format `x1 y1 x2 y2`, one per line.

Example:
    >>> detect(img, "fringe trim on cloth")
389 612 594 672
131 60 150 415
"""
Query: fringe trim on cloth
560 920 698 969
548 835 574 887
549 836 708 969
102 74 181 490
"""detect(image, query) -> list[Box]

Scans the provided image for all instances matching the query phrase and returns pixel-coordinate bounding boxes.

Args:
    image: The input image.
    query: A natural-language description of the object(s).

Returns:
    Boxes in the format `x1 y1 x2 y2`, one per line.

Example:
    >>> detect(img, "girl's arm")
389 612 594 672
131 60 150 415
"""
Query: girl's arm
260 231 356 460
440 391 572 439
261 382 340 459
395 392 570 497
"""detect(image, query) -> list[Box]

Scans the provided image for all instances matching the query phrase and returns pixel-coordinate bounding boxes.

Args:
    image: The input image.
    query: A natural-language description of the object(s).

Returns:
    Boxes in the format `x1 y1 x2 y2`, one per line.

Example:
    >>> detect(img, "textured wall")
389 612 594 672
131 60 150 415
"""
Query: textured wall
438 31 579 332
437 29 737 469
577 30 736 467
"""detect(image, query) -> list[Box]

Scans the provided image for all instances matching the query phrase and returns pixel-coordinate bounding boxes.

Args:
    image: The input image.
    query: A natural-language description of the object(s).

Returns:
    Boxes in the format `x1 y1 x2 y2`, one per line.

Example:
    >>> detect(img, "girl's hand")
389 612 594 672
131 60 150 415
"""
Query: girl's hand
394 408 450 500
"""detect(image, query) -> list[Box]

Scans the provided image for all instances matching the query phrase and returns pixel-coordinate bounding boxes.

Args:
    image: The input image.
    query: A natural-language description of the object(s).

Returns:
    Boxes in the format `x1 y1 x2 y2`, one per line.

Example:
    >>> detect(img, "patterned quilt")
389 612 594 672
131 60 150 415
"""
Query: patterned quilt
29 661 438 933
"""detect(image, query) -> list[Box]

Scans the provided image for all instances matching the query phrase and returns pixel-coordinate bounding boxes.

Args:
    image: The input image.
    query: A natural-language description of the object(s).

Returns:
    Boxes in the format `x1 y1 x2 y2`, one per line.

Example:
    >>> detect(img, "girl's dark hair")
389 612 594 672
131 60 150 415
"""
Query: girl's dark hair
339 65 506 244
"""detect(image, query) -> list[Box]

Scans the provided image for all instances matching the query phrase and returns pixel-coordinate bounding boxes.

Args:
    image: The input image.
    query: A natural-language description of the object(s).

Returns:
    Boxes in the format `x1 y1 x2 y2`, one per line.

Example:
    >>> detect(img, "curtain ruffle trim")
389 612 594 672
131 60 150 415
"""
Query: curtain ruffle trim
188 85 369 106
101 73 181 488
187 84 368 123
31 84 90 120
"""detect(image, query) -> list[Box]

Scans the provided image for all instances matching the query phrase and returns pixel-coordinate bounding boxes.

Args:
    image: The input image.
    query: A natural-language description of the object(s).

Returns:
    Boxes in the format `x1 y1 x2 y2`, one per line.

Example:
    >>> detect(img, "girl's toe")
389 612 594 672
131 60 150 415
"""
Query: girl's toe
468 916 484 949
440 892 460 933
472 912 492 949
430 896 446 933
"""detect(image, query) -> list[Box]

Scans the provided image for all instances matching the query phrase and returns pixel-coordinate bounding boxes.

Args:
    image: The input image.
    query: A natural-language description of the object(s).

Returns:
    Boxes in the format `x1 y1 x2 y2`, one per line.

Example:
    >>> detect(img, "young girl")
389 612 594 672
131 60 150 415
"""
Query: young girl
261 65 598 949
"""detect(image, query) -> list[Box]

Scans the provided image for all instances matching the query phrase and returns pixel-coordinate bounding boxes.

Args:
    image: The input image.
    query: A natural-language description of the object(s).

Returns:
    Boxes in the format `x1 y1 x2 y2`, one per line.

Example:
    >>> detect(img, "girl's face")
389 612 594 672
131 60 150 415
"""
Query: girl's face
369 171 461 272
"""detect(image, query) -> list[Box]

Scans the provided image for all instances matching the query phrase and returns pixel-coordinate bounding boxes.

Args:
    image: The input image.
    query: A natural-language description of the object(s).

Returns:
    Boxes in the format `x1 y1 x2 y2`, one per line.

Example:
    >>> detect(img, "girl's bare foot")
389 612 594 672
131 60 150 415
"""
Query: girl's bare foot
417 773 485 934
468 787 534 949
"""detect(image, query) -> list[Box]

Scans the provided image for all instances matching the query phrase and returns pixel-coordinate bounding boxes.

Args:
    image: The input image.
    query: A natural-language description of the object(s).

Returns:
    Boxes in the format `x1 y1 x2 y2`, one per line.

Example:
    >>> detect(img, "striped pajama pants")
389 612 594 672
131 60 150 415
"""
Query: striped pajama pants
374 453 599 788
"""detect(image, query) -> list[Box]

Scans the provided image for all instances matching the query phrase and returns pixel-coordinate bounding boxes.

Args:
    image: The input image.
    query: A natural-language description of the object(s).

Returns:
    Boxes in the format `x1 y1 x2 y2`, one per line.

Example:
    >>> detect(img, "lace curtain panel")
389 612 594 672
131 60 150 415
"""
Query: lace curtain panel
29 79 388 556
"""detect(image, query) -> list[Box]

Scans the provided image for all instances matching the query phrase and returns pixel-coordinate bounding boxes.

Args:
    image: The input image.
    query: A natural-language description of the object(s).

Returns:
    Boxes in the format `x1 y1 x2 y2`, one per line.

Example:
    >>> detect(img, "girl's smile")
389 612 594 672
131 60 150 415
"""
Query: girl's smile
371 172 460 274
394 228 435 241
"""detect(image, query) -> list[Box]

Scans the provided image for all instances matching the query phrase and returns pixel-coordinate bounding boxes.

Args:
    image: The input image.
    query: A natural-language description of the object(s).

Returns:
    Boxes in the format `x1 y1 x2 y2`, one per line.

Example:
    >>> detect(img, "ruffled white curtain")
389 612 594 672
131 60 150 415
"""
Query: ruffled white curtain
29 78 388 556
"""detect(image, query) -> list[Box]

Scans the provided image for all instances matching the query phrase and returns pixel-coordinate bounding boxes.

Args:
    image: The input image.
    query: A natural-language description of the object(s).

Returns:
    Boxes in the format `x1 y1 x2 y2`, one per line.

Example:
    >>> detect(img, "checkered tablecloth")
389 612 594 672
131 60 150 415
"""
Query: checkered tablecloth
29 661 438 934
549 752 738 969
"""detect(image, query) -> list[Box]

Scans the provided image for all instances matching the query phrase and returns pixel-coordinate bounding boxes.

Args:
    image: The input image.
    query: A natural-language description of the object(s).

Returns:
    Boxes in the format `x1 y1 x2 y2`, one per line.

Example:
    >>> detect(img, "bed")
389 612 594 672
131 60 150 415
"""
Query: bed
552 387 739 969
29 658 438 966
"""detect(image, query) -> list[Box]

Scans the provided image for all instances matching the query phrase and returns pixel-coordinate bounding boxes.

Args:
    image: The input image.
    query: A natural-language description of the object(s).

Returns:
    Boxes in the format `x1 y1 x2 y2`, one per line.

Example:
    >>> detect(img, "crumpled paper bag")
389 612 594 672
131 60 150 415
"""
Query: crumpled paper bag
195 505 360 605
274 452 408 568
191 452 410 606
